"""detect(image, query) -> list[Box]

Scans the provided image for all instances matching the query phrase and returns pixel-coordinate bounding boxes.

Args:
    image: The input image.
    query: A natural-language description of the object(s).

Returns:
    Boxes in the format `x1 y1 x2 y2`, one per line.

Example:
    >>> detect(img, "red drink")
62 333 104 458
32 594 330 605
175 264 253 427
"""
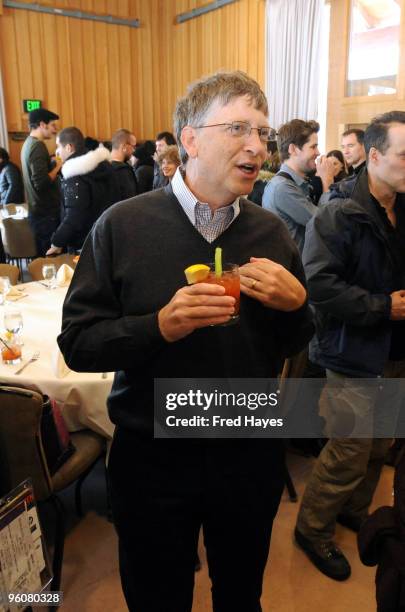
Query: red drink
203 263 240 323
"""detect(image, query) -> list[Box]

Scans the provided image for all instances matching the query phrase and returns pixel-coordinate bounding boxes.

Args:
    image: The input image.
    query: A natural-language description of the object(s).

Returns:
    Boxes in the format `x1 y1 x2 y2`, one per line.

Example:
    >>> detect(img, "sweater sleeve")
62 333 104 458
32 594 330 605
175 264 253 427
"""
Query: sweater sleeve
57 213 167 372
303 206 391 326
29 142 53 192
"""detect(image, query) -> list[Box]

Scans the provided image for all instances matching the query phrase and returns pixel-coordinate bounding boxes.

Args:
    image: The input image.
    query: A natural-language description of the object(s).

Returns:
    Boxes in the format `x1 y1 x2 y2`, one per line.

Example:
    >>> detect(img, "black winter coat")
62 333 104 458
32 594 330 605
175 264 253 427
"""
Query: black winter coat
52 148 117 251
0 161 24 204
110 161 138 201
303 168 405 377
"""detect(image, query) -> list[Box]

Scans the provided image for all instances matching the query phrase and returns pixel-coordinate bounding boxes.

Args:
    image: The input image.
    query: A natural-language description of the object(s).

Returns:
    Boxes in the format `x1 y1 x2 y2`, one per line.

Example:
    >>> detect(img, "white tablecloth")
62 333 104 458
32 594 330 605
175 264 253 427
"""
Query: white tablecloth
0 282 114 439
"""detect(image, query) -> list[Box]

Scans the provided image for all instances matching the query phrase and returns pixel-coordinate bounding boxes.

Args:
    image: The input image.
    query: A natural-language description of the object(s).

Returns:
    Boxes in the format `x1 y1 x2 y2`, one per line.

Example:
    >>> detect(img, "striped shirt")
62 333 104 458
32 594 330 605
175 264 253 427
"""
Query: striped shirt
171 167 240 243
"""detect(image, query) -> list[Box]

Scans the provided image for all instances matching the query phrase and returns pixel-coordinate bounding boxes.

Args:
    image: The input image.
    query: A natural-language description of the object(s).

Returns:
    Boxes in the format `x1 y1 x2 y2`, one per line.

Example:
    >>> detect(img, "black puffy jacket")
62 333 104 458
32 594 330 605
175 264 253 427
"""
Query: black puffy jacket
303 168 405 377
0 161 24 204
52 147 117 250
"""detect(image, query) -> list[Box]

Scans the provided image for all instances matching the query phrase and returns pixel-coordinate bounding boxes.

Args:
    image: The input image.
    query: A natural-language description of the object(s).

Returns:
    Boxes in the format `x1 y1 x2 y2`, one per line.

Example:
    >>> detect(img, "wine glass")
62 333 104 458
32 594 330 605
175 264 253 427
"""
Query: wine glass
42 264 57 289
4 307 23 345
0 276 11 305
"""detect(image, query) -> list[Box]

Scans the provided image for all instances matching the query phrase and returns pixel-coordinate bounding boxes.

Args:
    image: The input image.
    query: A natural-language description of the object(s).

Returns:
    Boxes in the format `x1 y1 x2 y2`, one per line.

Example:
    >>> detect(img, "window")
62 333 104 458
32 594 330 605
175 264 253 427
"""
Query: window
346 0 401 97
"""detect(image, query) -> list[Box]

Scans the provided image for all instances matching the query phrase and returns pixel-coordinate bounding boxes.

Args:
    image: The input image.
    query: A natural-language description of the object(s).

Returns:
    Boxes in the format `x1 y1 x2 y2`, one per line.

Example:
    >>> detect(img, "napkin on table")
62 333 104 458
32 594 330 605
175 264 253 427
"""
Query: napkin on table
56 264 74 287
7 286 28 301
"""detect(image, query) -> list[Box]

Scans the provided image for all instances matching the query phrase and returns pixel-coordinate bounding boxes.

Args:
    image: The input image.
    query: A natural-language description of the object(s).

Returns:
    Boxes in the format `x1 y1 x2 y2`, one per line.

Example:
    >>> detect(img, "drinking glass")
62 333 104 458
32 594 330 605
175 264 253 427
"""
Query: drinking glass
1 338 22 365
4 307 23 345
0 276 11 305
202 263 240 325
42 264 57 289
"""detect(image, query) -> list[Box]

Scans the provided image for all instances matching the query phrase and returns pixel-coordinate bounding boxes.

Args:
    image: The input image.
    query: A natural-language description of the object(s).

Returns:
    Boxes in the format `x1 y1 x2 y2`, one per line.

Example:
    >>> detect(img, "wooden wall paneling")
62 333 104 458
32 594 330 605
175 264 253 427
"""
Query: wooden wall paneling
225 0 236 70
130 0 142 137
80 18 98 137
28 11 45 101
247 0 259 79
0 11 21 130
117 25 133 132
66 14 85 130
150 0 162 134
41 14 61 117
107 23 123 134
238 0 249 73
93 19 110 138
14 8 34 105
138 1 154 138
55 15 74 129
257 0 265 88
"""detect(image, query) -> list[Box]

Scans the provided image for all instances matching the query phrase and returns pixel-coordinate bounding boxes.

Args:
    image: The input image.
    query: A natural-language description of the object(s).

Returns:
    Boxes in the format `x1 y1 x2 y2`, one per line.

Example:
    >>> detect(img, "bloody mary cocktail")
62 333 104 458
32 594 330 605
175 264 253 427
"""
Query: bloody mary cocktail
203 263 240 323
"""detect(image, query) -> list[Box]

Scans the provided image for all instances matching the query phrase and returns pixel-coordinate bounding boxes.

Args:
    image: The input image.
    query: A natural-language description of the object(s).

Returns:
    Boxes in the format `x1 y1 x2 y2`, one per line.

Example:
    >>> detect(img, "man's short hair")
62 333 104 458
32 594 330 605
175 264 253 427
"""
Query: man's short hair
111 129 133 150
364 111 405 156
277 119 319 162
156 131 176 145
174 70 268 164
28 108 59 130
0 147 9 162
58 126 85 152
342 128 365 144
157 145 181 167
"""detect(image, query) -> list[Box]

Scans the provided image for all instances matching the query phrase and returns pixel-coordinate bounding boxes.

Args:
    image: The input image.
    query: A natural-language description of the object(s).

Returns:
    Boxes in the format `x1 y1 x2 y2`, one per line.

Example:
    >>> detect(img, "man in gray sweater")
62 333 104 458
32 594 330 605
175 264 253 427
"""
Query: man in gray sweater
21 108 61 255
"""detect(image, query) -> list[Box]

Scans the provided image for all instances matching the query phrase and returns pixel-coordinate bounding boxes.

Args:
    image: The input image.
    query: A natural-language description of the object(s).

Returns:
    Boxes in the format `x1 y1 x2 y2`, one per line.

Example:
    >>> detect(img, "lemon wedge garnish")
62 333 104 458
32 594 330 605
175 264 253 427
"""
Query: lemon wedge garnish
184 264 210 284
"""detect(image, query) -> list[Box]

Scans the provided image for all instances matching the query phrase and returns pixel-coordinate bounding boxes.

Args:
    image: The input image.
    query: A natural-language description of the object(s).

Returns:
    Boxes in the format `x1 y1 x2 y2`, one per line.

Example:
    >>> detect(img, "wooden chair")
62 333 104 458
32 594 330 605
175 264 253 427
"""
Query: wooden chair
28 254 76 281
0 263 19 285
1 217 37 279
0 385 106 599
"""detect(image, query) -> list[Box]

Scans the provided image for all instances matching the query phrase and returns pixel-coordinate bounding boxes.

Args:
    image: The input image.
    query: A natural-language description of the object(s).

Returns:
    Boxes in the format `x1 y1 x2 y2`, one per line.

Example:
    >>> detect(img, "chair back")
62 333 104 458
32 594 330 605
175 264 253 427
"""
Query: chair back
28 254 76 281
0 263 19 285
1 218 37 258
0 385 52 500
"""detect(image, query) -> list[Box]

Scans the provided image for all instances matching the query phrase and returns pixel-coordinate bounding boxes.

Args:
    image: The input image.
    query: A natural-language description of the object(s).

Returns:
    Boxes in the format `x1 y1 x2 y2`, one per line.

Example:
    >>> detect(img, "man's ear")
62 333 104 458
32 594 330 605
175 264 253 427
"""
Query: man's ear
181 126 198 159
368 147 378 166
288 143 297 158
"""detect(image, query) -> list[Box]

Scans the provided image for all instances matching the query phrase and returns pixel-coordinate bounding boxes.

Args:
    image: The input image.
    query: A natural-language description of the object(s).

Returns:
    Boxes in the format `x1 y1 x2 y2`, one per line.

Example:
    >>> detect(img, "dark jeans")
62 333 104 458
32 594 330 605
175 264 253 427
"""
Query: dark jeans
108 429 285 612
28 214 60 257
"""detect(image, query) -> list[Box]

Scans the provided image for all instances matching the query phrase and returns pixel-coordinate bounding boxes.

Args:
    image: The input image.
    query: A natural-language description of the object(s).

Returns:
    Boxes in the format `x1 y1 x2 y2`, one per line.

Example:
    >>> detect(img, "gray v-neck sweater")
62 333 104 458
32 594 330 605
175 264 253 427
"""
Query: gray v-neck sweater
59 186 313 433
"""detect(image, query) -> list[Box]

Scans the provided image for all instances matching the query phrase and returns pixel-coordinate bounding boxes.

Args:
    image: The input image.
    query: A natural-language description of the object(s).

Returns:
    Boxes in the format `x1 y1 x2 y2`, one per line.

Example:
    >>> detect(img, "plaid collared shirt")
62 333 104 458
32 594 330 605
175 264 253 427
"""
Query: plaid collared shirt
171 167 240 243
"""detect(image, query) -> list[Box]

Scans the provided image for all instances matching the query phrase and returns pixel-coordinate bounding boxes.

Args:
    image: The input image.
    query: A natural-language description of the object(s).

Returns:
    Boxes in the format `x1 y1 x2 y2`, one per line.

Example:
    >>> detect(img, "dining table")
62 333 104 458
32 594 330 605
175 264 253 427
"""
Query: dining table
0 281 114 439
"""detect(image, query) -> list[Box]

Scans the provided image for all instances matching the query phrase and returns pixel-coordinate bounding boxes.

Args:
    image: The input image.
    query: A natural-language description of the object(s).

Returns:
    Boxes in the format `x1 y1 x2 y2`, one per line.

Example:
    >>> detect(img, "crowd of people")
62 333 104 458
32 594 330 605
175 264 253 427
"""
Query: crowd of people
1 69 404 611
0 108 180 257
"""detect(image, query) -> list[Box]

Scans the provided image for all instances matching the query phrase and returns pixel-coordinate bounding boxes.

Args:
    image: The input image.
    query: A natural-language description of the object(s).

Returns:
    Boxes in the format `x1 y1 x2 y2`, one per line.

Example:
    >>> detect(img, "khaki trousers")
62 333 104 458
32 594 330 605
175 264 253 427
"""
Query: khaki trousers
296 361 405 543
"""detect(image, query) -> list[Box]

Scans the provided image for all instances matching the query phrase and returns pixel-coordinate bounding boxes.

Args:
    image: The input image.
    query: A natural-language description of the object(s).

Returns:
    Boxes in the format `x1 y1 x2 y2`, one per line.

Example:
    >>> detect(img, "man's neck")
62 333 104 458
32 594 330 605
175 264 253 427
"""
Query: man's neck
111 151 125 163
30 128 44 141
183 165 235 212
368 172 396 212
353 158 366 169
284 159 306 178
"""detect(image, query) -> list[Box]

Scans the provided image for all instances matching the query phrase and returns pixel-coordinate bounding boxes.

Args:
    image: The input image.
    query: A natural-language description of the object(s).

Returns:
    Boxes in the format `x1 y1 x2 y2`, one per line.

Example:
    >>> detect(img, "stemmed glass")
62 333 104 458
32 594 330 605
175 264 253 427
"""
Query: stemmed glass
0 276 11 305
4 307 23 345
42 264 57 289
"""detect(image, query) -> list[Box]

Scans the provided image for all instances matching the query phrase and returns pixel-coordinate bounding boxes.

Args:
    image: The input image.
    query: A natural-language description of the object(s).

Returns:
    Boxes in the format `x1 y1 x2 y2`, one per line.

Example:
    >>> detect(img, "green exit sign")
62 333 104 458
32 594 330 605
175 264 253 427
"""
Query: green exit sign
22 99 42 113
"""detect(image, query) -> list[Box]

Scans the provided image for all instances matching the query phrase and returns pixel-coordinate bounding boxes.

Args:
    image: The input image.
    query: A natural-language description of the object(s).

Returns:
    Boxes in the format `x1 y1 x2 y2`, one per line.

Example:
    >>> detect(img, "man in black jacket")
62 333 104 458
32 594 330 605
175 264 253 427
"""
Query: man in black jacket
46 127 117 255
295 111 405 582
110 129 138 201
0 148 24 204
58 70 313 612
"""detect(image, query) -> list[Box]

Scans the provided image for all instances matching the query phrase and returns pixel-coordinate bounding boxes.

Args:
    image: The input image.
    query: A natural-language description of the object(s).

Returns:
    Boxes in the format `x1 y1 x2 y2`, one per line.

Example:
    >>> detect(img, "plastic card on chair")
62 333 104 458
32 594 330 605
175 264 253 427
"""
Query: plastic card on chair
0 480 52 610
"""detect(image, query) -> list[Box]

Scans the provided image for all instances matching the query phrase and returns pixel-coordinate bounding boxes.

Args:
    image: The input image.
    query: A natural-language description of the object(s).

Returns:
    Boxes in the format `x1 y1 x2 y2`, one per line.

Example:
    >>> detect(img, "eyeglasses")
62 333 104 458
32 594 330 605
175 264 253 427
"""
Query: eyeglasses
194 121 276 143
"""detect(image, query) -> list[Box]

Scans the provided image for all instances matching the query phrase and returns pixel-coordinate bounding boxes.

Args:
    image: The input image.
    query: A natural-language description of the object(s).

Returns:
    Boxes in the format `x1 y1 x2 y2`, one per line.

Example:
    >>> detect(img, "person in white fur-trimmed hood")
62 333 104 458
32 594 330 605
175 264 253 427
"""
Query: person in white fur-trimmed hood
46 127 117 255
